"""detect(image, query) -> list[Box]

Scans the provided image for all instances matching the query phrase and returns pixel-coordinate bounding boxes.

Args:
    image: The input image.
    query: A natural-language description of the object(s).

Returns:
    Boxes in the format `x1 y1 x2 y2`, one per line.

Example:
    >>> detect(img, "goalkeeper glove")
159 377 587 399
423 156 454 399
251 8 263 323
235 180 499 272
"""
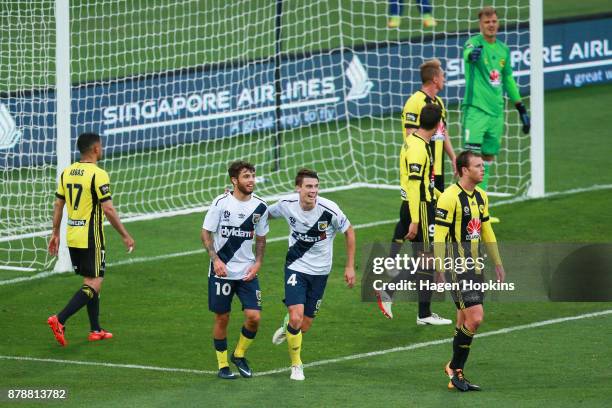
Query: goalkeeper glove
468 46 483 62
515 102 530 134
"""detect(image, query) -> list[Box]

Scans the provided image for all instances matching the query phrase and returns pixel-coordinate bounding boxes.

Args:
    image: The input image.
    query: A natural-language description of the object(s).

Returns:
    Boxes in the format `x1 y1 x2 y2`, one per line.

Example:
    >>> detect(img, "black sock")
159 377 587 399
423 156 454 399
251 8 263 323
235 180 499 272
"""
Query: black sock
286 324 301 335
417 270 433 318
389 240 403 258
449 325 474 370
214 338 227 352
57 284 95 325
86 288 101 331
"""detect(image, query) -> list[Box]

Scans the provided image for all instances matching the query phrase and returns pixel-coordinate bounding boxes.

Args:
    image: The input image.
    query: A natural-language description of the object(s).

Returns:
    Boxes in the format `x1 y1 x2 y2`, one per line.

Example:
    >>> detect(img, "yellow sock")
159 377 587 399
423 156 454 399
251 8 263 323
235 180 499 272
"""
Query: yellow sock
215 350 228 369
214 338 229 369
286 326 303 366
234 327 255 358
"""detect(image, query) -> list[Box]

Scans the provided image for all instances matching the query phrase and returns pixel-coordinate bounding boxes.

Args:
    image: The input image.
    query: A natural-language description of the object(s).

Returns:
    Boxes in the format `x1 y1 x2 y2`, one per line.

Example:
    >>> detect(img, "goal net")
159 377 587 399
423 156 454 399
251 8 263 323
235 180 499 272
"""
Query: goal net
0 0 532 272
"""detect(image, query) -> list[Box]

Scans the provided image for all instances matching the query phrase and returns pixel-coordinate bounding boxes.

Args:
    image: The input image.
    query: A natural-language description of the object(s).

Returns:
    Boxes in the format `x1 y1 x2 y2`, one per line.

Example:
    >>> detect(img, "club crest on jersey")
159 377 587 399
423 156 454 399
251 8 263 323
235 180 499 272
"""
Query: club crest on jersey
466 218 482 240
252 213 261 224
479 204 485 213
318 221 328 231
289 216 296 226
489 69 501 86
223 210 230 220
500 58 506 68
464 206 470 215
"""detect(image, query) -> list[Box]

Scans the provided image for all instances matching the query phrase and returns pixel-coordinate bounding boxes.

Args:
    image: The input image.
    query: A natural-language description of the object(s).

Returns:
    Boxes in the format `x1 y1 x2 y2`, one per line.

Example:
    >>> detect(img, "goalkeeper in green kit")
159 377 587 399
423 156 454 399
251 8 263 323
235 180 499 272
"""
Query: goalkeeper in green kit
462 6 530 222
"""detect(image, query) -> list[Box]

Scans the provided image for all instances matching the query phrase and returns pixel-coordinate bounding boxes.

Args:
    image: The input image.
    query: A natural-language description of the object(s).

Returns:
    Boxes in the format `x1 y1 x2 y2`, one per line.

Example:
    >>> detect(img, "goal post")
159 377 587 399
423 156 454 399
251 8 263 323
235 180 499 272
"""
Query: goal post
54 0 72 272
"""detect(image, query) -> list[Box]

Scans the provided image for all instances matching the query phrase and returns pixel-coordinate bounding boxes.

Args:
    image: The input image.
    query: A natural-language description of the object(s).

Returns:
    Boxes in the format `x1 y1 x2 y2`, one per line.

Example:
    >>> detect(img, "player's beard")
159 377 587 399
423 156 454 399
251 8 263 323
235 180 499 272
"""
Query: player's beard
236 182 253 196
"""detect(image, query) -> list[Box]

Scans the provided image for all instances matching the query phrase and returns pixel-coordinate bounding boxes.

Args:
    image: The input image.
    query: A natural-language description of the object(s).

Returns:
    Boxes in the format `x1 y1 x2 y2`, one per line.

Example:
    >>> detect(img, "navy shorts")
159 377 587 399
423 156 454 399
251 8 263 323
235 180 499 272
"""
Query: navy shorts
208 268 262 314
284 268 329 318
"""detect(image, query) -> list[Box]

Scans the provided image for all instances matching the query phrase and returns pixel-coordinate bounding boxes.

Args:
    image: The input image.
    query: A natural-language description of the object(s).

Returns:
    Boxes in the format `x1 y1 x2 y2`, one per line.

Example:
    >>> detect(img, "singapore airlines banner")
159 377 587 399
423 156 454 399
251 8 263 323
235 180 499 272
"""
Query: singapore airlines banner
1 16 610 167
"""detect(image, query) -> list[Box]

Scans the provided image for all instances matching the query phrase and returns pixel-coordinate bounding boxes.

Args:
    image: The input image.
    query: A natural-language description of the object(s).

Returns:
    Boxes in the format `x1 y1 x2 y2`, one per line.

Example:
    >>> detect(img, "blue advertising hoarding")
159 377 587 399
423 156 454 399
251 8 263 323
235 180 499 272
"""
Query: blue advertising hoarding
1 16 611 167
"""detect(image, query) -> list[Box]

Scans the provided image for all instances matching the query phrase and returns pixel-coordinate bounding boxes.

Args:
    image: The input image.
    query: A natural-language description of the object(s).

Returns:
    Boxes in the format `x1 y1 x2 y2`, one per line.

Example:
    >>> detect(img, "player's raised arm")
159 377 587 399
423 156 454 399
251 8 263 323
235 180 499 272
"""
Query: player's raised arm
101 200 134 253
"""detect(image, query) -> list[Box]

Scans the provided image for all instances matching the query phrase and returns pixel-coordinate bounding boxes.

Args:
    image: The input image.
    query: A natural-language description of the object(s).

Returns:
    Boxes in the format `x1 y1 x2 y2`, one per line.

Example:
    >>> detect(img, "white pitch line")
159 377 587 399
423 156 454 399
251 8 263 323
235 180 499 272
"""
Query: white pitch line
0 219 398 286
2 183 612 287
0 355 216 375
1 309 610 377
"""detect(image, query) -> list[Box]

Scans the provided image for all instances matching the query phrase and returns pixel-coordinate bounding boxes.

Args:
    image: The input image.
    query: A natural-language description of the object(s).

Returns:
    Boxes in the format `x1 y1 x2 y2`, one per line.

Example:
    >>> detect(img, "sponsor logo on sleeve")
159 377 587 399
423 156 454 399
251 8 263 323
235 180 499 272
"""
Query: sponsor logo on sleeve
252 213 261 224
409 163 422 173
435 208 448 219
99 184 110 196
405 112 418 123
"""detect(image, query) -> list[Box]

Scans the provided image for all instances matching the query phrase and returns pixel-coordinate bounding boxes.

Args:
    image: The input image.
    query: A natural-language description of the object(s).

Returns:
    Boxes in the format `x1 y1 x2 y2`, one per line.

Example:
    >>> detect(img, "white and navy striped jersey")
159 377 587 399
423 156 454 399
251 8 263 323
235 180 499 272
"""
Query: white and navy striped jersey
203 193 269 280
269 193 350 275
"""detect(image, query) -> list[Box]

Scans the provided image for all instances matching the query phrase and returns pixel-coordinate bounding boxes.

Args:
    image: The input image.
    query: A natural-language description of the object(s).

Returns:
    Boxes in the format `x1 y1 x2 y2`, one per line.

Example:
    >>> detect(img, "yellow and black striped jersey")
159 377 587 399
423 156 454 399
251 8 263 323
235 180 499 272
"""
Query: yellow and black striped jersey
400 132 435 220
401 90 447 177
433 183 501 268
55 162 111 249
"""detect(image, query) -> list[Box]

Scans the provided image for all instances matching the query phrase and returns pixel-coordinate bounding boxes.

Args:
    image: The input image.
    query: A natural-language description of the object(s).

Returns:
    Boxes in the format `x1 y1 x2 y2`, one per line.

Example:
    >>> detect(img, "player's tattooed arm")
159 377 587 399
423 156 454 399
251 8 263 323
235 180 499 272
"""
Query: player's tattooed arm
255 235 266 264
201 229 227 277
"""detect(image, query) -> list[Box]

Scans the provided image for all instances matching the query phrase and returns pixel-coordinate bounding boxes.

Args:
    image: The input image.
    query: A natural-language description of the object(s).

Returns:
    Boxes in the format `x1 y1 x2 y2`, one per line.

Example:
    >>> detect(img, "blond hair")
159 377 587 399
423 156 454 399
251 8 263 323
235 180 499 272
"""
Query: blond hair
478 6 497 19
420 58 442 84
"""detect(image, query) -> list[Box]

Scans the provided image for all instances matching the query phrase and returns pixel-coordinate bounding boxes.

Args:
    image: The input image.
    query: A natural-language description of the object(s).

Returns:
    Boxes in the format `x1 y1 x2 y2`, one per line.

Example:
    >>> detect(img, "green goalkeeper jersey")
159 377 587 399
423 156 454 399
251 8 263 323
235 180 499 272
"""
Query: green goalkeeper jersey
462 34 522 117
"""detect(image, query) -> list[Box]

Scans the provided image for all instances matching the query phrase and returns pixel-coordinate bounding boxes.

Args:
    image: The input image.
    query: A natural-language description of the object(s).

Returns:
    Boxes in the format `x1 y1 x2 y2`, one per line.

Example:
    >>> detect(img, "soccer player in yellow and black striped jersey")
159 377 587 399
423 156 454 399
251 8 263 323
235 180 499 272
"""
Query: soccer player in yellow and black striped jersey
47 133 134 347
402 58 457 192
433 150 505 391
375 104 451 326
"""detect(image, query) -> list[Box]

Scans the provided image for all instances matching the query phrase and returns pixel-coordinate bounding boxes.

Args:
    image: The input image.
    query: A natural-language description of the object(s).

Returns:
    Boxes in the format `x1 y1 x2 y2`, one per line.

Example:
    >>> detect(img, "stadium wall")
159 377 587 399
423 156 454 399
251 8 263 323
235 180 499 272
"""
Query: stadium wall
1 16 611 167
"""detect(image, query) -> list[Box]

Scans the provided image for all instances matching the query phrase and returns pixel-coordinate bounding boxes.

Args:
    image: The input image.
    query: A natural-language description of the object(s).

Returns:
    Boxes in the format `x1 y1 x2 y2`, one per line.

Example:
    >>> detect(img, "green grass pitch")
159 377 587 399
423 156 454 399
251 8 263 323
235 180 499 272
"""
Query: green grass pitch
2 1 612 406
2 83 612 404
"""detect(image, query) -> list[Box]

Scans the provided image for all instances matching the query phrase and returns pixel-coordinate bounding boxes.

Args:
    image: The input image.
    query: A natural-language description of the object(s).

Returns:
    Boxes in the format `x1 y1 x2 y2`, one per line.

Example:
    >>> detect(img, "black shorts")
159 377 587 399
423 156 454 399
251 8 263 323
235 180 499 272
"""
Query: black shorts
448 271 485 309
69 247 106 278
392 200 435 253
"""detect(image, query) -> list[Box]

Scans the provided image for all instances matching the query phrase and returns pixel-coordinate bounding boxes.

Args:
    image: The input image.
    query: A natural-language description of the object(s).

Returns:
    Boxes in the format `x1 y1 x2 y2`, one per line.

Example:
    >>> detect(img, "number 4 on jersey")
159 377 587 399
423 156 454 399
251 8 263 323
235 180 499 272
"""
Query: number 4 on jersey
287 273 297 286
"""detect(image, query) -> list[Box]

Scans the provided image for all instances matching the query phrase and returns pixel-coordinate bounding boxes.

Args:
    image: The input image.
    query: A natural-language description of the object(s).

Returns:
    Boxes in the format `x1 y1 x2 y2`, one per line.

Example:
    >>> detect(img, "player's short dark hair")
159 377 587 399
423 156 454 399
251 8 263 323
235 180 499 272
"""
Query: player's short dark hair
420 58 442 84
456 150 482 177
228 160 255 179
77 132 101 154
419 104 442 130
478 6 497 19
295 168 319 186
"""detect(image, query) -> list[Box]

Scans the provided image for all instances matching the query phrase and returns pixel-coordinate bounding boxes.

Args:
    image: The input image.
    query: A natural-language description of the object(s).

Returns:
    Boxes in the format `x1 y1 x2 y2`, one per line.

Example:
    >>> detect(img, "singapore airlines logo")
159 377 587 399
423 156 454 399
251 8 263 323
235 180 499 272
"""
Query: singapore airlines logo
102 55 375 136
0 103 21 150
345 56 374 101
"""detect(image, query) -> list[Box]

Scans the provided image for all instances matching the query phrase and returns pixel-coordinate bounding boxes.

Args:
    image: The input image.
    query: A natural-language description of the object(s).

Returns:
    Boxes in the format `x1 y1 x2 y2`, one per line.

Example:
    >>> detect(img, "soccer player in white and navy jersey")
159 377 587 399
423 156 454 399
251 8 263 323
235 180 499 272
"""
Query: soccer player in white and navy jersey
201 161 269 380
269 168 356 381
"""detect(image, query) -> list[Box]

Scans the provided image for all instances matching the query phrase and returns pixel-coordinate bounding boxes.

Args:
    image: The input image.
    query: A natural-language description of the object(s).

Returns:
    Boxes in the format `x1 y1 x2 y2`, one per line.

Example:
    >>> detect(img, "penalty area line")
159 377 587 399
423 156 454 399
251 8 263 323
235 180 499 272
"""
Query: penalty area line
1 309 610 377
